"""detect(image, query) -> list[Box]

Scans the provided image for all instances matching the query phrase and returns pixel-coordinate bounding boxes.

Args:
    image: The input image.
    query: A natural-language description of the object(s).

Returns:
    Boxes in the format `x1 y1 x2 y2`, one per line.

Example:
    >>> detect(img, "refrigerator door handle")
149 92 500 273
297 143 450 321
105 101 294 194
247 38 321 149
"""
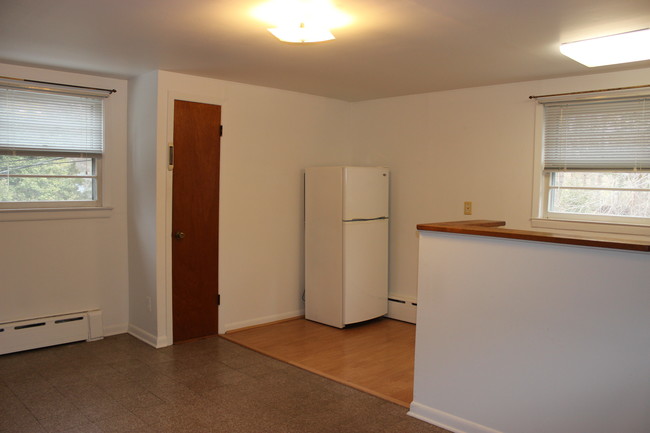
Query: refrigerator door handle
343 217 388 222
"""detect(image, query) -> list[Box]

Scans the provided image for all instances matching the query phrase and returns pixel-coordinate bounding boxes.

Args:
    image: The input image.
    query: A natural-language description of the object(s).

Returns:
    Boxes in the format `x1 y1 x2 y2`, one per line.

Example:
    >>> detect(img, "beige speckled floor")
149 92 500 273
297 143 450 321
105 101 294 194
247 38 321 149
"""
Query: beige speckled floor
0 334 449 433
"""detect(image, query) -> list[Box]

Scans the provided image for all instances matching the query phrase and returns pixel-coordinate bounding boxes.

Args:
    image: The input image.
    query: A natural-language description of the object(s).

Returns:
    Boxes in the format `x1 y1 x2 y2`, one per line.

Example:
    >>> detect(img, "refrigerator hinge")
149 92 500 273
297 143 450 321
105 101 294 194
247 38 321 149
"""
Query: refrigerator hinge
217 294 221 306
219 125 223 137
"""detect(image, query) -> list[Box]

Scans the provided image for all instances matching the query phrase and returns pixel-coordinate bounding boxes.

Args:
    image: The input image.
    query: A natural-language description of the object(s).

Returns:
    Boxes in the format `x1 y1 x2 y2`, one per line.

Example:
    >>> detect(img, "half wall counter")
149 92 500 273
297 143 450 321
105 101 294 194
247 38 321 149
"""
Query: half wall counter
409 220 650 433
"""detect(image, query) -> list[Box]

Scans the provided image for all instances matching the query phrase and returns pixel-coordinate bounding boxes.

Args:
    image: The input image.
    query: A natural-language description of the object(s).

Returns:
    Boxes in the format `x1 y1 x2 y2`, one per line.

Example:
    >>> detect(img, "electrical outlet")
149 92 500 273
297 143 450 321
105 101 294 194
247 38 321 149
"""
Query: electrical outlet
464 201 472 215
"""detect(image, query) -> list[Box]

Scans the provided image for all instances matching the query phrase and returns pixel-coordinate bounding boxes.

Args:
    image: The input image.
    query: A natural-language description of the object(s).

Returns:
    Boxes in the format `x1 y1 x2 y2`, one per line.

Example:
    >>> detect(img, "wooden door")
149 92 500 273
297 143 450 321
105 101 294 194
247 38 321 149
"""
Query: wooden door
172 100 221 343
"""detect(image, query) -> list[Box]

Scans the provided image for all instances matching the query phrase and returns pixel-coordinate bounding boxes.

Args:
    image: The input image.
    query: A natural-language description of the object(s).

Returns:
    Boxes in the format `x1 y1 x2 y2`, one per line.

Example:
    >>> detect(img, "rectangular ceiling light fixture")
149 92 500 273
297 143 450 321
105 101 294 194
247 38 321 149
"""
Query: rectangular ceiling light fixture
252 0 351 44
560 28 650 67
268 24 335 43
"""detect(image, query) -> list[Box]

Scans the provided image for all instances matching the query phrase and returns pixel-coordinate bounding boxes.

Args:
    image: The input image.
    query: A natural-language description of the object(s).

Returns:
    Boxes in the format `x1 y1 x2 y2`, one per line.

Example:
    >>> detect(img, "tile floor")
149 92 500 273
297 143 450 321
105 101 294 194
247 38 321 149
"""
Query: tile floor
0 334 449 433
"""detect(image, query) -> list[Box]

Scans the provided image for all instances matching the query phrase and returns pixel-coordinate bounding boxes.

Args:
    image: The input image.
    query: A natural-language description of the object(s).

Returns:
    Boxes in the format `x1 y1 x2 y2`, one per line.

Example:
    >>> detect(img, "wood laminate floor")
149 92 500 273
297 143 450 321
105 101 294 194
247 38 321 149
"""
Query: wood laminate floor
222 317 415 407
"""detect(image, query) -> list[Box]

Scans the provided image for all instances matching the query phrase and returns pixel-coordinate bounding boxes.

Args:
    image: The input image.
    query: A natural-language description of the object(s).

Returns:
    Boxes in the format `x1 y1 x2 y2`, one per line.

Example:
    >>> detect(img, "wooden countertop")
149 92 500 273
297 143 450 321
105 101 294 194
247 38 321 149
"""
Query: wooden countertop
417 220 650 252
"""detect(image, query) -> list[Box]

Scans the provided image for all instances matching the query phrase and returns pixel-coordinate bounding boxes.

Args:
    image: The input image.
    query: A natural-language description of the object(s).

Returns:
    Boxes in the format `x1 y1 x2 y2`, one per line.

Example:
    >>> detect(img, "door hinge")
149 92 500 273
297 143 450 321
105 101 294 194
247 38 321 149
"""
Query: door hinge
217 294 221 306
168 143 174 171
219 125 223 137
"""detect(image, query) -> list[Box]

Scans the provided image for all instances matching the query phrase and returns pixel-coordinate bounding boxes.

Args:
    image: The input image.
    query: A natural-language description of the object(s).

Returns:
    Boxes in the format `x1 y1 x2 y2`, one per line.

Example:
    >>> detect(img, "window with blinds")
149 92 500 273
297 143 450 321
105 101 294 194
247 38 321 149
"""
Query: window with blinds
540 94 650 223
0 80 109 208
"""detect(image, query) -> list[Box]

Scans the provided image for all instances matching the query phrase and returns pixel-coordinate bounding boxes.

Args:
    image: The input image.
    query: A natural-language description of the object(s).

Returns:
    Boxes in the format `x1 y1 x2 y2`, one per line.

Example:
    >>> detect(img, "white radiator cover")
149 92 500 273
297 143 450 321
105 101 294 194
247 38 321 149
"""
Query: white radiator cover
0 310 103 355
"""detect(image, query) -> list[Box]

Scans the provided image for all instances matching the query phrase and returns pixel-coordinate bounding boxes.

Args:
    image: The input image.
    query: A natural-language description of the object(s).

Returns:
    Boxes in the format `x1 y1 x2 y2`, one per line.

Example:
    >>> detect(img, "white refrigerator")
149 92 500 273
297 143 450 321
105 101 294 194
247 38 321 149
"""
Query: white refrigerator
304 166 389 328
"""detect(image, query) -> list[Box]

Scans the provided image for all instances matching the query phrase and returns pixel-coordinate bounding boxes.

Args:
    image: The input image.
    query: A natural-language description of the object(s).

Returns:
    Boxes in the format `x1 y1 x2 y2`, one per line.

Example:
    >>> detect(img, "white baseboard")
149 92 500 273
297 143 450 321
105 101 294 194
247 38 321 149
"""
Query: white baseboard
103 323 128 337
128 323 168 348
408 402 504 433
223 309 304 333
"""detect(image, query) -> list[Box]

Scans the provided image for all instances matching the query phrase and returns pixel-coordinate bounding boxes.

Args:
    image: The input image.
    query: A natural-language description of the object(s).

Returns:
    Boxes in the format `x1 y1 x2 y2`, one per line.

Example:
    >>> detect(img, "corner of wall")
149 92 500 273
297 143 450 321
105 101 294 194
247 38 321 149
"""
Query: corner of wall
126 70 162 342
128 323 169 348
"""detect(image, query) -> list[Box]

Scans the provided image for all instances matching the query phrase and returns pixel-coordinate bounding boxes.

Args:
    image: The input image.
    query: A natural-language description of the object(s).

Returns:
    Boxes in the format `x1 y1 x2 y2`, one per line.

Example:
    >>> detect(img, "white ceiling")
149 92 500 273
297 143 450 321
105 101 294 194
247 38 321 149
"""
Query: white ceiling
1 0 650 101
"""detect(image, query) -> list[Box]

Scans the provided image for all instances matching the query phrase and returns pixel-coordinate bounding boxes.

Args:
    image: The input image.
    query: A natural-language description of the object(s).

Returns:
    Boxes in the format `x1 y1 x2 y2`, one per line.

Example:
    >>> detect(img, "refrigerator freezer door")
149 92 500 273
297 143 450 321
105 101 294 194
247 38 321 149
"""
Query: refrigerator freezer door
343 219 388 324
343 167 389 220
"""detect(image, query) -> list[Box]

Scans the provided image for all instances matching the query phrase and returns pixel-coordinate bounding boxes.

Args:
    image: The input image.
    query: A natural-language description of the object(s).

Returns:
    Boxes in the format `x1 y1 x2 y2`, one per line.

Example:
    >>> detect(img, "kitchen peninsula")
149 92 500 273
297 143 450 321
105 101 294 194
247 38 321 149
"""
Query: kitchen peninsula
409 220 650 433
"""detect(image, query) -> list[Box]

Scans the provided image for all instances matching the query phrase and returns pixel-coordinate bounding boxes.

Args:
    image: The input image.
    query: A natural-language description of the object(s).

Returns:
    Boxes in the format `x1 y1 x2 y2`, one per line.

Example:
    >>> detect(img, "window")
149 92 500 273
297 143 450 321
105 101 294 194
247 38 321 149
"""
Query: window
534 92 650 229
0 79 111 209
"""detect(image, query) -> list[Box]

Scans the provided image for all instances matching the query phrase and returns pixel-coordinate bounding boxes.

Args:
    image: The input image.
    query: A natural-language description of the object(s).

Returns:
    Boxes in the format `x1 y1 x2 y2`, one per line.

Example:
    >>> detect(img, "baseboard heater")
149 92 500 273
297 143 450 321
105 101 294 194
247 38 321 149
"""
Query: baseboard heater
387 296 417 324
0 310 103 355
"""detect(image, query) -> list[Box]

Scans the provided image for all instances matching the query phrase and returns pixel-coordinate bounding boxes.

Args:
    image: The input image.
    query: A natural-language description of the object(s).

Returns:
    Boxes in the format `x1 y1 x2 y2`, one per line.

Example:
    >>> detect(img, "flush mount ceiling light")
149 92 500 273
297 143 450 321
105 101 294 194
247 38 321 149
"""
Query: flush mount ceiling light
560 28 650 67
267 23 335 43
252 0 351 43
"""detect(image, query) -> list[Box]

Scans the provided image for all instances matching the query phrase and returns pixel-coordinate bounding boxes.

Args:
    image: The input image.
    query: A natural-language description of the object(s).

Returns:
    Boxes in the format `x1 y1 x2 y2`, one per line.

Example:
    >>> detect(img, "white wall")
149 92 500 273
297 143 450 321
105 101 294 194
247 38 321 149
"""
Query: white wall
0 63 129 335
6 61 648 345
127 70 161 343
411 231 650 433
350 66 650 301
128 70 352 343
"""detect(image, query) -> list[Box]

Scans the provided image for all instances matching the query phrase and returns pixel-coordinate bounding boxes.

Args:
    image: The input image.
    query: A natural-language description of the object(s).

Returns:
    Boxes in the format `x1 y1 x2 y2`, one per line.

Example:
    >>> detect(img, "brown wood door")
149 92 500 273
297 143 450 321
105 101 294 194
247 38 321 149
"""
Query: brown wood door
172 100 221 343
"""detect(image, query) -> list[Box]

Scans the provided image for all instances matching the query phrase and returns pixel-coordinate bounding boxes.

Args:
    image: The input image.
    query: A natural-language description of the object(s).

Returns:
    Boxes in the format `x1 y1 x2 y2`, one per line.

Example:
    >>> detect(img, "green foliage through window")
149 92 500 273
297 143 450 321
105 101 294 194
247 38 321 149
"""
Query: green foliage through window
0 155 96 202
549 171 650 219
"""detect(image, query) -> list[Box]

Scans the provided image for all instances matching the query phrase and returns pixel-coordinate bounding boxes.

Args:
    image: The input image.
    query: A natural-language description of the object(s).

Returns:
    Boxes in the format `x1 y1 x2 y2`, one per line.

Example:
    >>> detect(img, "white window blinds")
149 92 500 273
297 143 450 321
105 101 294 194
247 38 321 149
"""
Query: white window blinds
543 96 650 170
0 85 105 156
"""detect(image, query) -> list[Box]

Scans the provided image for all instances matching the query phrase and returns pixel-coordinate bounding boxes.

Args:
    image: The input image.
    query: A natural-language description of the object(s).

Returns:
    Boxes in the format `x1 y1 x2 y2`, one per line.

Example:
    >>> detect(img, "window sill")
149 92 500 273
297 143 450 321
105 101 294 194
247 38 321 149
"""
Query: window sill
531 218 650 238
0 206 113 222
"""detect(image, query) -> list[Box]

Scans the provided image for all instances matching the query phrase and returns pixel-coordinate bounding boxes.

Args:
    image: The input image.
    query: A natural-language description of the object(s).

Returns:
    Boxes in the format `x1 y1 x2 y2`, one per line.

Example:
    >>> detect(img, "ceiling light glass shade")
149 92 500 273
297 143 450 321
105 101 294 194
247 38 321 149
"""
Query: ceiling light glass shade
253 0 350 43
560 29 650 67
253 0 351 28
268 24 335 43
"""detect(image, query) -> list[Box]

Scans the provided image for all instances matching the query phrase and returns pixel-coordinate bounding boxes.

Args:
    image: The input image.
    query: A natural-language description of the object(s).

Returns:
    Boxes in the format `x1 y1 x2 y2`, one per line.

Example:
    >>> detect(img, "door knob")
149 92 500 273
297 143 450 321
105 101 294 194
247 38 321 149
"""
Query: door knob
174 231 185 239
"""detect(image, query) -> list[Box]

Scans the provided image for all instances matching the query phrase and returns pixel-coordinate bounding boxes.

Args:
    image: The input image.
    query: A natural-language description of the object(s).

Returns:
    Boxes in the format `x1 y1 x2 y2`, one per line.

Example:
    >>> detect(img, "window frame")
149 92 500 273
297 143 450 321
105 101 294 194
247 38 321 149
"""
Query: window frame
531 91 650 236
0 79 111 210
